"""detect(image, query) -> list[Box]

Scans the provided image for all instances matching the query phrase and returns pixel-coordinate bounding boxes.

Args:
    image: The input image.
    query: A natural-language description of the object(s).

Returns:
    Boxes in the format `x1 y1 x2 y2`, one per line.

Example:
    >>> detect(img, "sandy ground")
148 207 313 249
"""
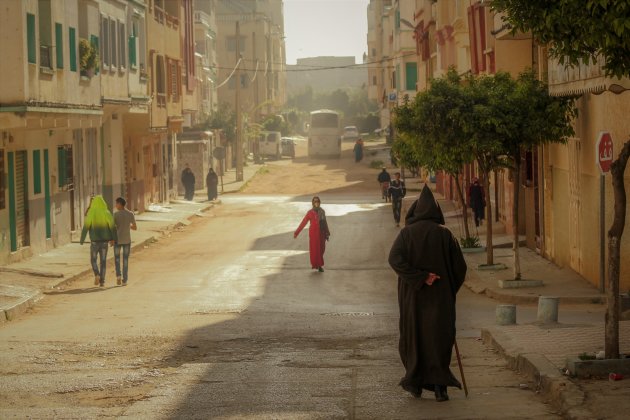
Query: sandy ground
0 140 565 419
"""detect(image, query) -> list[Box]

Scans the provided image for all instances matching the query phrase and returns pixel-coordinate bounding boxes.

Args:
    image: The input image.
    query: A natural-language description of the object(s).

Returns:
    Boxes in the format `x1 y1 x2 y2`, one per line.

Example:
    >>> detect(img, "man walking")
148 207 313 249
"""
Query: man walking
389 172 406 227
468 177 485 227
388 185 467 402
113 197 137 286
377 167 391 201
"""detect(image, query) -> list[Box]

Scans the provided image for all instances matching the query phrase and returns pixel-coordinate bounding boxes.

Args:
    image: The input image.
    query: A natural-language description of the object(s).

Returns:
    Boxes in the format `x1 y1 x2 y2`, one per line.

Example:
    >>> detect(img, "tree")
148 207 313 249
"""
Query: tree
206 103 236 142
394 69 475 240
495 71 577 280
492 0 630 360
262 115 289 136
491 0 630 78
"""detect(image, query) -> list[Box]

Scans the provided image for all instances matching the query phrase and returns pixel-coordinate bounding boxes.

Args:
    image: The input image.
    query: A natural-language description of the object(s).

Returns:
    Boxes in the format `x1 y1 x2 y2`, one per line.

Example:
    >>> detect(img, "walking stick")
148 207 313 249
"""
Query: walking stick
454 339 469 397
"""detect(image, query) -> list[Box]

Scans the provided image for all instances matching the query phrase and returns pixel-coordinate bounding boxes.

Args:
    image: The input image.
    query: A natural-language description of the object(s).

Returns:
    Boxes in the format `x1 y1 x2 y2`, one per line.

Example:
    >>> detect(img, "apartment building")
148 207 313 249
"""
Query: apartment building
216 0 286 122
194 0 219 120
0 0 103 263
0 0 201 264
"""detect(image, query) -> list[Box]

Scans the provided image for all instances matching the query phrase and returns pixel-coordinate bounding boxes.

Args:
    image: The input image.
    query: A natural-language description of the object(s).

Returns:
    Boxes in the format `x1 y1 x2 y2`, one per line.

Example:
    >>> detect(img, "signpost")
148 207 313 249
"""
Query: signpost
597 131 614 292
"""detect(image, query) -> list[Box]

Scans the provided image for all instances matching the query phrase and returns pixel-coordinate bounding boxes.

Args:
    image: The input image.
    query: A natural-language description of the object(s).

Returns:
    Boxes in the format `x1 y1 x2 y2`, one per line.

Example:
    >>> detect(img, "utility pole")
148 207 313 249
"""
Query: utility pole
235 21 244 182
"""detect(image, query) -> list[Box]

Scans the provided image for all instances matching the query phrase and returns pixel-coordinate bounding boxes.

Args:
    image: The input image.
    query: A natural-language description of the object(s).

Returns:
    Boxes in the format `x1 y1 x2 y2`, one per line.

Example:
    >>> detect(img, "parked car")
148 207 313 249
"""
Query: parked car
281 137 296 158
258 131 281 160
342 126 359 141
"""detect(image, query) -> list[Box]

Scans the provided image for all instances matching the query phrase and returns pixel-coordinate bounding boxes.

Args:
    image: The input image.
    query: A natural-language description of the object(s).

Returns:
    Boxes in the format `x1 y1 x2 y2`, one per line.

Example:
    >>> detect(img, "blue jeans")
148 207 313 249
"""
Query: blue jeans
114 244 131 282
90 241 109 282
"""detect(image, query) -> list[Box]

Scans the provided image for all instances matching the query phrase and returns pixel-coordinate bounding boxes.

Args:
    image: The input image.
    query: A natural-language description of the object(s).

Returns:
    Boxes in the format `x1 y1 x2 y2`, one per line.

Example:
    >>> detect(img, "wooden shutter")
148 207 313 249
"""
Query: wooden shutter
55 23 64 69
33 150 42 194
27 13 36 64
69 27 77 71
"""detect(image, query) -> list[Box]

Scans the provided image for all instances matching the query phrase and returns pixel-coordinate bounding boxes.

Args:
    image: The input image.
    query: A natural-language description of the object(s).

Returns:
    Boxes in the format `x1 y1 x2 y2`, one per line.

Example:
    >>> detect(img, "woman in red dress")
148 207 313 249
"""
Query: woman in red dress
294 196 330 272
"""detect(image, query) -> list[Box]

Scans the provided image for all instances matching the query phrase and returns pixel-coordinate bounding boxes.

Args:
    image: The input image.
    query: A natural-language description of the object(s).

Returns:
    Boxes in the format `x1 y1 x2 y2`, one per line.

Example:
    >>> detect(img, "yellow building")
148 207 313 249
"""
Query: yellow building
215 0 286 122
544 59 630 290
194 0 219 120
0 0 103 263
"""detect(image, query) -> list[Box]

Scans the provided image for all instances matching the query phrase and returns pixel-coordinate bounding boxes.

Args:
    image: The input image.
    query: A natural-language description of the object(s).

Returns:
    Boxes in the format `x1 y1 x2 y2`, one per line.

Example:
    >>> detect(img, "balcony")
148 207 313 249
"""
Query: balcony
547 56 630 96
194 11 211 28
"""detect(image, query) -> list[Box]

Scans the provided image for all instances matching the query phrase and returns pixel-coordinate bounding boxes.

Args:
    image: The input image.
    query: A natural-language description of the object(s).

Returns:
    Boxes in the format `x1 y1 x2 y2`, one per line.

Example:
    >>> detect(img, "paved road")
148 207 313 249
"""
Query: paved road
0 190 559 419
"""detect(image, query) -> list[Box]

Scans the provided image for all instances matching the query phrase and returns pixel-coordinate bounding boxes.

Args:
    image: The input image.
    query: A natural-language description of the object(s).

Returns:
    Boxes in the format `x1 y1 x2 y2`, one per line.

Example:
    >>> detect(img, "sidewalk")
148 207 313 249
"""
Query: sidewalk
0 163 263 324
421 188 627 418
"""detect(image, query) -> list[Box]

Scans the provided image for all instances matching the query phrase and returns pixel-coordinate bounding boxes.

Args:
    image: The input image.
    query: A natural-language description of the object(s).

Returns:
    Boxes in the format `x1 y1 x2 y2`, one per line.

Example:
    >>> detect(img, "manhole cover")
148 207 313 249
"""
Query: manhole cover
321 312 373 317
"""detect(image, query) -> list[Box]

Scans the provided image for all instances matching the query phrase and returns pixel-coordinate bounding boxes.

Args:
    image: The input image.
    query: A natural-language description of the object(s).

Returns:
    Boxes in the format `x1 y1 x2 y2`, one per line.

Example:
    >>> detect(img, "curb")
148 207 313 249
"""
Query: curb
481 328 593 420
0 202 214 324
463 270 605 305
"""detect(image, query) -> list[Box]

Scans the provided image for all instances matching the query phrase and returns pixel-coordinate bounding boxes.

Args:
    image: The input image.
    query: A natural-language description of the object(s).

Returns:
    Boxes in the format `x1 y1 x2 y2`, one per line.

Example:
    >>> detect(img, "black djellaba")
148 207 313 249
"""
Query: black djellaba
388 184 467 401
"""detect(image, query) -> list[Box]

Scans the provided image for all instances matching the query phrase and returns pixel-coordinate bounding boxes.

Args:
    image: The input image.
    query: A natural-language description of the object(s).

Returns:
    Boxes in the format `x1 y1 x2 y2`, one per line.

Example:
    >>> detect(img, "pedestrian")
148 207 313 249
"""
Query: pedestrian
80 195 117 287
294 196 330 272
389 172 406 227
353 138 364 163
468 177 485 227
388 185 467 402
378 167 391 201
181 164 196 201
206 168 219 201
113 197 137 286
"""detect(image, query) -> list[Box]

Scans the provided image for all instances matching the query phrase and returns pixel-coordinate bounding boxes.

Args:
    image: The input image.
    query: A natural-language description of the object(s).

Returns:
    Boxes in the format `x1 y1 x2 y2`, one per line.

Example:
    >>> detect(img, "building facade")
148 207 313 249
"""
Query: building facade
0 0 202 264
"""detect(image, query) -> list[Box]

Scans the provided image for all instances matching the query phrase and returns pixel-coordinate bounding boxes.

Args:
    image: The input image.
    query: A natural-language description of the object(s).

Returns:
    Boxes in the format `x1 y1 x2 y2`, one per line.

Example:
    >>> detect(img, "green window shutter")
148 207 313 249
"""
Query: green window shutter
27 13 36 64
55 23 63 69
90 35 99 74
57 147 66 188
44 149 51 238
69 27 77 72
129 35 136 67
405 62 417 91
33 150 42 194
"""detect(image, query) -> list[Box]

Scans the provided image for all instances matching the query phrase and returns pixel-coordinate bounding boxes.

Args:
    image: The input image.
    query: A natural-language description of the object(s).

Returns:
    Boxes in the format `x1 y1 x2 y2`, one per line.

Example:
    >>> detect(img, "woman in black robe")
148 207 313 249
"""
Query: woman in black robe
206 168 219 201
388 185 467 402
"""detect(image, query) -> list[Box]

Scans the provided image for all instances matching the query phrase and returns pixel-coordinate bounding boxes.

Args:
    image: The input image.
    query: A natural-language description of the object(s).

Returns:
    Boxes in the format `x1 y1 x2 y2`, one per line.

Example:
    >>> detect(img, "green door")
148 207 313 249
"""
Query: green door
8 151 30 251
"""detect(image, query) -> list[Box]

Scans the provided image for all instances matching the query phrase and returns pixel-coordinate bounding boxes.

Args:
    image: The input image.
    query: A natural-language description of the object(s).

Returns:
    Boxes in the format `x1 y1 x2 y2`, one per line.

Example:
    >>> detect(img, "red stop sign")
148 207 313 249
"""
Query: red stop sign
597 131 614 173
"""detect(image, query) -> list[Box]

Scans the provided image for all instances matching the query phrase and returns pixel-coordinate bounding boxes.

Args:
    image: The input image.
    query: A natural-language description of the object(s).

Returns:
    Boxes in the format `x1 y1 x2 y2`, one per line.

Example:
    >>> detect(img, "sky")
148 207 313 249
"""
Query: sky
284 0 370 65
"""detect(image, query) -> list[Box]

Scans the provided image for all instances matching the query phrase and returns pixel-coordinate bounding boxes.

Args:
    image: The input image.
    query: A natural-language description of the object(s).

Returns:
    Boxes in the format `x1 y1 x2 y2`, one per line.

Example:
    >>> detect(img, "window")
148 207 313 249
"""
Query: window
371 48 376 57
168 59 179 100
27 13 36 64
118 21 126 69
110 18 117 69
33 150 42 194
90 35 99 74
391 70 396 89
101 15 109 67
395 9 400 30
55 23 63 69
156 54 166 106
38 0 53 69
405 62 417 91
68 27 77 71
226 36 246 53
372 75 377 85
0 149 5 209
241 74 249 88
129 19 137 68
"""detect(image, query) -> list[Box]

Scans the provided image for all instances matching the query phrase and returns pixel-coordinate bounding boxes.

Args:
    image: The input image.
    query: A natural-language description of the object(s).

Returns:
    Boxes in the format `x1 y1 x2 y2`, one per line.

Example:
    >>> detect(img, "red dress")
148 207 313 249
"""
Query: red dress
295 209 330 268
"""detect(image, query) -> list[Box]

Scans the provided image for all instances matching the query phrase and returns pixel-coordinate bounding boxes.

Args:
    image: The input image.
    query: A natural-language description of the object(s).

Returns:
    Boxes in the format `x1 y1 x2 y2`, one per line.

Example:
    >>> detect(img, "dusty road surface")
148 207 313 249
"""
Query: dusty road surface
0 141 560 418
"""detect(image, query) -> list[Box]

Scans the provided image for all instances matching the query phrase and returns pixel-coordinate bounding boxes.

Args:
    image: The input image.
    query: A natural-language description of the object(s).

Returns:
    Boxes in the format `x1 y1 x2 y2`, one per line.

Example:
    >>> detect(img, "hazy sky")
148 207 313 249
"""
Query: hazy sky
284 0 370 65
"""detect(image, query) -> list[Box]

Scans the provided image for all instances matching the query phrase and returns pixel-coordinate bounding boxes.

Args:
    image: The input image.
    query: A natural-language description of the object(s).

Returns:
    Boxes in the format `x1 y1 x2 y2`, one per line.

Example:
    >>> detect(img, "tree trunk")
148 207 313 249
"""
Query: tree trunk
605 139 630 359
482 167 494 266
513 154 522 280
454 174 471 240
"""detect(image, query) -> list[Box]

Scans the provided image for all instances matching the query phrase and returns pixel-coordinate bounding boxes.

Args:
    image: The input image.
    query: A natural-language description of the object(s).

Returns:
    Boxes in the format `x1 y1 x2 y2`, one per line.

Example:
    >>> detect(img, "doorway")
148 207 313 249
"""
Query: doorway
8 151 30 251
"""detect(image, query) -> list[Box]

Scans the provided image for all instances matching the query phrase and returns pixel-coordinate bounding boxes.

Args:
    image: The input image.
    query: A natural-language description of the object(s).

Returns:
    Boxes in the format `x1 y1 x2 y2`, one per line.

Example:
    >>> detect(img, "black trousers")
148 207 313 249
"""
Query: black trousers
392 198 402 223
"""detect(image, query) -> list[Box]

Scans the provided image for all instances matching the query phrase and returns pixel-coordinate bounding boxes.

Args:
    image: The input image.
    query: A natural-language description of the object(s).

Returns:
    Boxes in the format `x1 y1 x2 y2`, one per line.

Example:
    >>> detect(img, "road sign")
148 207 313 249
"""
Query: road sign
597 131 614 173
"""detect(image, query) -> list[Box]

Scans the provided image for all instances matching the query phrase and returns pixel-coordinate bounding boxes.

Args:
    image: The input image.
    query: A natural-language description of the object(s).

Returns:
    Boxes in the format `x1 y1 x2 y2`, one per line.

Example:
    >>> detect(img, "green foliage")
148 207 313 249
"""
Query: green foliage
79 38 98 75
262 115 289 136
459 236 481 249
205 103 236 142
491 0 630 78
369 159 384 169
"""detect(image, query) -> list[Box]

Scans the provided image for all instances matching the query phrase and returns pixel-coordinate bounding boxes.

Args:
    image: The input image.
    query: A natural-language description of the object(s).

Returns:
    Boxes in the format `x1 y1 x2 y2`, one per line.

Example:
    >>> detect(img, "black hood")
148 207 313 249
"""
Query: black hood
405 185 445 225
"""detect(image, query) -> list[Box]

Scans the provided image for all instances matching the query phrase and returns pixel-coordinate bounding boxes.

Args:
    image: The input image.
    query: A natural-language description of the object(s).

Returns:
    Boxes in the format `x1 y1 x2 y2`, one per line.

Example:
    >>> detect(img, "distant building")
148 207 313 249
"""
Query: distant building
286 56 367 95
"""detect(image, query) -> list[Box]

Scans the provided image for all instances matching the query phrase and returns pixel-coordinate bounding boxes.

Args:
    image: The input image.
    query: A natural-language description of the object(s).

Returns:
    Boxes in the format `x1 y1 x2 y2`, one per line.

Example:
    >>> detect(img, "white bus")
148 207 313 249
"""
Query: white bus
308 110 341 158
